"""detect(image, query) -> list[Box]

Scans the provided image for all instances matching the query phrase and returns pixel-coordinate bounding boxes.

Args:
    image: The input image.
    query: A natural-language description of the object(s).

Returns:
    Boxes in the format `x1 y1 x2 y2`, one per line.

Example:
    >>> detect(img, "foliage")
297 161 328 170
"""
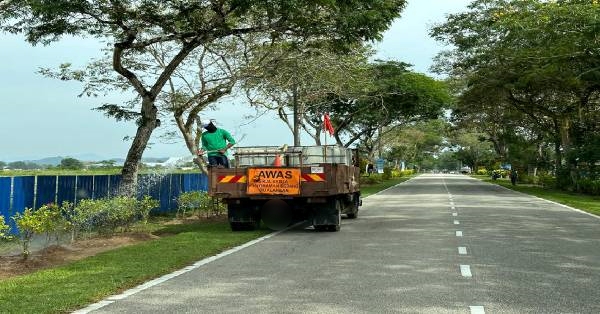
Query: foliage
476 169 488 176
432 0 600 193
72 197 158 236
60 158 84 170
0 215 12 241
11 203 73 259
177 191 220 218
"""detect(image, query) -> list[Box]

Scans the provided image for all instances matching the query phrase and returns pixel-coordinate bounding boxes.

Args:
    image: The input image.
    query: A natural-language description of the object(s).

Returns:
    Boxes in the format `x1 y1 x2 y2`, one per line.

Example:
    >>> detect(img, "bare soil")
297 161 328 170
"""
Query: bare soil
0 233 158 280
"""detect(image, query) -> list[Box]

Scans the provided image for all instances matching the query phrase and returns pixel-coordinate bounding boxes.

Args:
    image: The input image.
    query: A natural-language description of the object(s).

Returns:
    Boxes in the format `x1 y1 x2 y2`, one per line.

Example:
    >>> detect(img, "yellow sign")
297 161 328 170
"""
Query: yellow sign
247 168 301 195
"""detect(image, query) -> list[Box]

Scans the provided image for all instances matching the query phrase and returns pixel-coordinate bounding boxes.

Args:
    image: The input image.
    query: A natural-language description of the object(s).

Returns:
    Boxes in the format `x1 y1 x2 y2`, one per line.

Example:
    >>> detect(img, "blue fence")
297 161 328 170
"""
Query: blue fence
0 173 208 235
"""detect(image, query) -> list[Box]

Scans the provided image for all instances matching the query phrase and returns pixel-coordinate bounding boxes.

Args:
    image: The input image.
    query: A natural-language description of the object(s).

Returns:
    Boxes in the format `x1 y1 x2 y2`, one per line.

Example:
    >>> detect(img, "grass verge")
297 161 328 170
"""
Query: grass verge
0 222 269 313
361 176 414 197
478 177 600 216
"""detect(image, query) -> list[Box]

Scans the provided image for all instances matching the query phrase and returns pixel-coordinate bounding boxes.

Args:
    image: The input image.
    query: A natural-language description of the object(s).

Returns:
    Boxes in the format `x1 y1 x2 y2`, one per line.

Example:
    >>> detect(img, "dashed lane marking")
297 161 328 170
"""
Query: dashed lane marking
460 265 472 277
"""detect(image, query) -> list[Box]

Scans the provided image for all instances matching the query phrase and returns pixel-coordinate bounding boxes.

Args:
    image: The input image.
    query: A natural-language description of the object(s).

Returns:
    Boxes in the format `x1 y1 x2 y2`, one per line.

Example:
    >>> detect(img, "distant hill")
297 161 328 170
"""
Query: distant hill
26 156 64 166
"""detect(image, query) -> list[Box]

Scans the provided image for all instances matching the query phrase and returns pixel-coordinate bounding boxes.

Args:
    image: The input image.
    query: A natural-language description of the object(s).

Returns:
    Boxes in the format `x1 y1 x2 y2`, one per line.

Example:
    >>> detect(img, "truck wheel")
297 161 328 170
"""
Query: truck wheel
346 194 360 219
327 199 342 232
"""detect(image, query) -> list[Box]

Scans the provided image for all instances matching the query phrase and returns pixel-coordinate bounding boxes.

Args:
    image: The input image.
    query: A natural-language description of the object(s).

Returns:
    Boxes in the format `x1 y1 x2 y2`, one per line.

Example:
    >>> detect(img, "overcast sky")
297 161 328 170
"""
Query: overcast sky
0 1 471 162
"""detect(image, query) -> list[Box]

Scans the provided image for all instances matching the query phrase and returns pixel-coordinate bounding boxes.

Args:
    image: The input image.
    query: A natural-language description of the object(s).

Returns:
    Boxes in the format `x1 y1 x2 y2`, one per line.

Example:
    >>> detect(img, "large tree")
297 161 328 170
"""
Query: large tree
2 0 406 194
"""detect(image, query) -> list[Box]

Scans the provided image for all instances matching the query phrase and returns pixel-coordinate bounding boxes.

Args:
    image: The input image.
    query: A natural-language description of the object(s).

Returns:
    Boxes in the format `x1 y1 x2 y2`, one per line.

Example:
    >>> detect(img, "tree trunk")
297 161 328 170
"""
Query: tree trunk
120 98 159 196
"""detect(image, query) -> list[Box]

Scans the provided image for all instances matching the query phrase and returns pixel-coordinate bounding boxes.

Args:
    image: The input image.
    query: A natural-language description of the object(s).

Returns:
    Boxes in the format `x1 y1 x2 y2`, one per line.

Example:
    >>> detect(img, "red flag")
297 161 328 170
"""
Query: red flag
323 113 334 136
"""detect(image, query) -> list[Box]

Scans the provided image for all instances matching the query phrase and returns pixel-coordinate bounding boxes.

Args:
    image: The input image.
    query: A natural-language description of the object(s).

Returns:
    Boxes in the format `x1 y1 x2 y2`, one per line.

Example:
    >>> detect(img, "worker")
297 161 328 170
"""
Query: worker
197 119 236 168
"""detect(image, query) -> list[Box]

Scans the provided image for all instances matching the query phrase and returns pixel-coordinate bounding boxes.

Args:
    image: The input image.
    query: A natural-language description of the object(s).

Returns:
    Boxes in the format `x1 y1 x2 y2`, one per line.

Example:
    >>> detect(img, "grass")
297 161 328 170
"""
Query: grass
361 176 414 197
0 222 269 313
478 177 600 216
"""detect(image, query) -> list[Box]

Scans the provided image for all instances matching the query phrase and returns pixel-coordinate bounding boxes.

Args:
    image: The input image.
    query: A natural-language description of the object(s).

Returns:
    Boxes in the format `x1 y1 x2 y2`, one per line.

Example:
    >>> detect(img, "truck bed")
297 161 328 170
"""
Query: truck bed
209 164 360 199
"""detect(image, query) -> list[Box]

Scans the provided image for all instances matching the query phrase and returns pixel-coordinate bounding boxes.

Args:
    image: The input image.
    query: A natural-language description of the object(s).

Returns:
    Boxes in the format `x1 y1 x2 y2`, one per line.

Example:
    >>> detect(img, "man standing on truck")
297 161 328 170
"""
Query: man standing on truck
197 119 236 168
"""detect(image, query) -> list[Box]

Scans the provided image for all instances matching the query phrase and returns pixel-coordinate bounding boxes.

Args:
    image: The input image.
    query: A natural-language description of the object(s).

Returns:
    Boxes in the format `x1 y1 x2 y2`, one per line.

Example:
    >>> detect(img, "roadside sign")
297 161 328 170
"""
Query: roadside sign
376 158 385 174
247 168 301 195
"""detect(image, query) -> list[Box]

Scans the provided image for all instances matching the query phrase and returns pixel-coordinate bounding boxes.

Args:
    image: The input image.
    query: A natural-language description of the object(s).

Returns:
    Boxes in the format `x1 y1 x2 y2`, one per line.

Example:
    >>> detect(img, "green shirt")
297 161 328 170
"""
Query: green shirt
201 128 236 157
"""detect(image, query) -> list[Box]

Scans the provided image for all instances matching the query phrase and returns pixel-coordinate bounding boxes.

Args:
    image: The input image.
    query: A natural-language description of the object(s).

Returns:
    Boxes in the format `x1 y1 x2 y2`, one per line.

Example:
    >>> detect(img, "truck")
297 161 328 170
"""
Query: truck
208 145 361 232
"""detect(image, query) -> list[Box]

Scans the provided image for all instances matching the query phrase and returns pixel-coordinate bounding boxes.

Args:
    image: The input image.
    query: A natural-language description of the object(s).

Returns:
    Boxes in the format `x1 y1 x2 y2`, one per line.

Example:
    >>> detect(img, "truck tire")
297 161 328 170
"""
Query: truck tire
346 194 360 219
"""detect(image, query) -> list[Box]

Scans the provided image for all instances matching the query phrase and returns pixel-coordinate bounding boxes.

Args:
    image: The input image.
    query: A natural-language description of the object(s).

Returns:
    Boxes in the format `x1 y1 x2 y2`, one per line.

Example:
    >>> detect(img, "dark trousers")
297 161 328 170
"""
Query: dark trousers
208 155 229 168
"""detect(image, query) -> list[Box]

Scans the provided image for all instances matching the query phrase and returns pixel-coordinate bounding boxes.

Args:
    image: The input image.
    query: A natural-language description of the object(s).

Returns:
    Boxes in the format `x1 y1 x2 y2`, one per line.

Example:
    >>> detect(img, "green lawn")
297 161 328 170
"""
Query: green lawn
478 177 600 216
361 176 414 197
0 177 407 313
0 222 269 313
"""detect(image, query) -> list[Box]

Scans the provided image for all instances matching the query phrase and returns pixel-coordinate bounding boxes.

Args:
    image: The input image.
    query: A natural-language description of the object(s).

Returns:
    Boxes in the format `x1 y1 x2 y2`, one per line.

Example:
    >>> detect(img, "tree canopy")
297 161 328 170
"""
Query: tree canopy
2 0 406 193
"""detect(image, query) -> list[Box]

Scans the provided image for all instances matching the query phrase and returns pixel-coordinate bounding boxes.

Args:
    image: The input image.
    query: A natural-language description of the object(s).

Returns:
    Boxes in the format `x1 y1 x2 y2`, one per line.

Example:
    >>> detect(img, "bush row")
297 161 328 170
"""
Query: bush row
176 191 226 218
6 196 159 259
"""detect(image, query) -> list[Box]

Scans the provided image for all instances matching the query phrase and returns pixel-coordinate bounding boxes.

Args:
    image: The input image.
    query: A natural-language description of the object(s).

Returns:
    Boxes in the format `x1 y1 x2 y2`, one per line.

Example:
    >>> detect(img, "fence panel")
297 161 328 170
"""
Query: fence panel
35 176 57 208
12 176 35 213
76 176 94 204
93 175 109 199
199 173 208 191
57 176 76 205
108 175 122 197
0 177 11 225
158 175 171 213
170 174 183 210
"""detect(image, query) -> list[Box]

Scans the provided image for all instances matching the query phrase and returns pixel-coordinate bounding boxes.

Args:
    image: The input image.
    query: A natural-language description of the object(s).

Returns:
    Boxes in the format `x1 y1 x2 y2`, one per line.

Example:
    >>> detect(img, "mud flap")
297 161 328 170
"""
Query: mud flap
312 198 341 231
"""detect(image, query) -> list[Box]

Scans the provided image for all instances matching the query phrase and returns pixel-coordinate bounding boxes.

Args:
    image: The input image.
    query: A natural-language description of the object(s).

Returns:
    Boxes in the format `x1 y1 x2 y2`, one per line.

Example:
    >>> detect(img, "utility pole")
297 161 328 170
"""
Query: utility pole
292 83 301 146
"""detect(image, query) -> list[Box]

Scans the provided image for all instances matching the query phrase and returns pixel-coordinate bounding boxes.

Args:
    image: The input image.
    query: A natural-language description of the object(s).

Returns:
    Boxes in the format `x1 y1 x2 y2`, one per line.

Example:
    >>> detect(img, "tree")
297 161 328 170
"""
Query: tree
328 61 451 159
244 43 374 146
431 0 600 188
0 161 5 169
2 0 406 195
60 158 84 170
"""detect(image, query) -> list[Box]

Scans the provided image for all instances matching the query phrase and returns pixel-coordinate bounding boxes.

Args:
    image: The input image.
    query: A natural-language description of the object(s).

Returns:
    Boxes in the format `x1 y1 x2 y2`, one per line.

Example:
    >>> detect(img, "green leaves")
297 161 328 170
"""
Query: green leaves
0 215 12 241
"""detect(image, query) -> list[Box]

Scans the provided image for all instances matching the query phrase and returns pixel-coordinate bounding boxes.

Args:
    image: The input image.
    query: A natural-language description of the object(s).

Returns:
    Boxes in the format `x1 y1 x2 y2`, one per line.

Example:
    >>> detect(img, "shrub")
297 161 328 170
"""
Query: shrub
476 169 488 176
72 196 159 237
382 167 392 180
400 169 414 176
360 174 383 185
539 174 557 188
13 208 45 259
176 191 216 218
577 178 600 196
0 215 12 241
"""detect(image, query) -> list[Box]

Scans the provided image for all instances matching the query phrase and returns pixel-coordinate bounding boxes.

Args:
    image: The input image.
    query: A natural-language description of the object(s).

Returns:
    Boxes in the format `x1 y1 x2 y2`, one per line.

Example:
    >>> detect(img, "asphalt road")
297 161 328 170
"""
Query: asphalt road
82 174 600 314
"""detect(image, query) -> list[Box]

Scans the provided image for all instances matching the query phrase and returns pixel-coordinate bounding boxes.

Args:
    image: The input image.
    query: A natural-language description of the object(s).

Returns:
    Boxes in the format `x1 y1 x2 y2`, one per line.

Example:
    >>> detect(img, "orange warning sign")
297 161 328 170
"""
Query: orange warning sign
247 168 301 195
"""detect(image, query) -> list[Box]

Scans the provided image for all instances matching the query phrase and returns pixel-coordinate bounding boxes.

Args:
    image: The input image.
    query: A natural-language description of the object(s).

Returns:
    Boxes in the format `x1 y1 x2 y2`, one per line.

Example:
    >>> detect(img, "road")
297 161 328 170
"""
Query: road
82 174 600 313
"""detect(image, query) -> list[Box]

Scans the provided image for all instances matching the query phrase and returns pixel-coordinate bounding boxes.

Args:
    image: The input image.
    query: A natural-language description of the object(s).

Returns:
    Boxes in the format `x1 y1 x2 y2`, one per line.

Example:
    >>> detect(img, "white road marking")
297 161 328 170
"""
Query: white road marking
454 220 460 225
452 212 458 216
456 231 463 237
470 306 485 314
72 222 304 313
479 178 600 221
458 247 467 255
460 265 472 277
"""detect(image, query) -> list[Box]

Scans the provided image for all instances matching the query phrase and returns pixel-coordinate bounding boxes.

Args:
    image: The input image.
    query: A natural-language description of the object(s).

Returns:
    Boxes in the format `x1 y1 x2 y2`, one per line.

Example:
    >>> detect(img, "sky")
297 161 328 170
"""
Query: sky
0 0 472 162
